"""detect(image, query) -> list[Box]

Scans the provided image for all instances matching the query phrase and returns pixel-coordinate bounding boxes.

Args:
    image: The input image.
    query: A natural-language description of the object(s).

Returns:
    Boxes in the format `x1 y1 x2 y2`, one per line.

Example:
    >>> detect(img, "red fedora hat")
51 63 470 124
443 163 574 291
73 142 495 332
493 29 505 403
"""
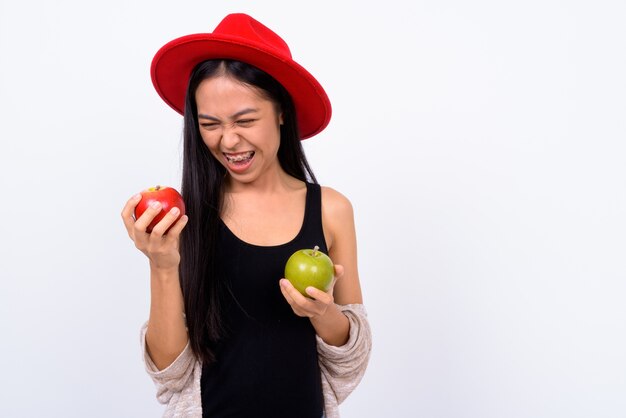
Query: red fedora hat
151 13 332 140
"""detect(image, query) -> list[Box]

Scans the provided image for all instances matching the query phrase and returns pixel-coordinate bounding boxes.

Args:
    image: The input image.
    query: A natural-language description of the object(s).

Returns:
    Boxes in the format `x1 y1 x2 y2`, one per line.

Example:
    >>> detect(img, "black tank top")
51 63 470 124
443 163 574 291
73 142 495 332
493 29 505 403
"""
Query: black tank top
201 182 325 418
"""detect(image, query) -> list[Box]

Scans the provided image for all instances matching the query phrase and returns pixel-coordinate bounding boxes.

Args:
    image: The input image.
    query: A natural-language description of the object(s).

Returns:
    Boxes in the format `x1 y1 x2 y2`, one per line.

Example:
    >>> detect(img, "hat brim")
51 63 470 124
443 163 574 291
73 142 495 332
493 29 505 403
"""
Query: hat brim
151 34 331 140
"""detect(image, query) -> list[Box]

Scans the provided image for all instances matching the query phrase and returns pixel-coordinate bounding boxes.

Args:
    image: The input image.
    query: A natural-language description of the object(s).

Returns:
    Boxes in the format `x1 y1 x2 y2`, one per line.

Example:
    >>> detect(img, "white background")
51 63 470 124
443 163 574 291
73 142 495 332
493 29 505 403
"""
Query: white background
1 0 625 417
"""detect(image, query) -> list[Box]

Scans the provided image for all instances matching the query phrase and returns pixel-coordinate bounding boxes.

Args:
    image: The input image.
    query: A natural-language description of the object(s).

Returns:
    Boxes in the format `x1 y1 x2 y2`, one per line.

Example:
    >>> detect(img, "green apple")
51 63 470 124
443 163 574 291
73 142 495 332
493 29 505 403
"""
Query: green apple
284 246 334 297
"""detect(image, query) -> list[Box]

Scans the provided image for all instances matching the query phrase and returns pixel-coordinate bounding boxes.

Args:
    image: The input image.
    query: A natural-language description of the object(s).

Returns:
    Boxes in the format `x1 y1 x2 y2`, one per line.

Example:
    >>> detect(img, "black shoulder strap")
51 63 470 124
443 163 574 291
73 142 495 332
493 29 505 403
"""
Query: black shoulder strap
302 182 328 253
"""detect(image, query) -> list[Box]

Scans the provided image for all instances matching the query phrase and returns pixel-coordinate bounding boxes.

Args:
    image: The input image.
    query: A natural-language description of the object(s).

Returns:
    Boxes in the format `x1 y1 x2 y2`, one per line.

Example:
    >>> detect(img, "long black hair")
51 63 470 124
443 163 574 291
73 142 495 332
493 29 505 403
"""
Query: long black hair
179 59 317 364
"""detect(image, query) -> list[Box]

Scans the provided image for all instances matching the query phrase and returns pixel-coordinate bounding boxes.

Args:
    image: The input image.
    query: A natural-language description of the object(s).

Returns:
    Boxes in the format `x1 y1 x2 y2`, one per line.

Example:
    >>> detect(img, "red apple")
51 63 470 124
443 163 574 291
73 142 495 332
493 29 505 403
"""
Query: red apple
134 185 185 233
284 246 334 297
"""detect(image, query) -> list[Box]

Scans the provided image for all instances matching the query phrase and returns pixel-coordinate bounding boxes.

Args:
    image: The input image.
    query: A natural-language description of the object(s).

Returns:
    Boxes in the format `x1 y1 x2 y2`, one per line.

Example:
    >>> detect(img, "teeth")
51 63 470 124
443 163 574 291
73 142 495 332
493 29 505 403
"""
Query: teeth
225 151 254 162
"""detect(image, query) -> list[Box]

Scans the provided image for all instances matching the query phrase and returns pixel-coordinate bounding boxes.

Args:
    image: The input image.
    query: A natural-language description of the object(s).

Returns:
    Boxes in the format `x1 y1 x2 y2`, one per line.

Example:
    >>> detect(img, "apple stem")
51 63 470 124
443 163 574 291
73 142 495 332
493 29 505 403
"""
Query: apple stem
313 245 319 256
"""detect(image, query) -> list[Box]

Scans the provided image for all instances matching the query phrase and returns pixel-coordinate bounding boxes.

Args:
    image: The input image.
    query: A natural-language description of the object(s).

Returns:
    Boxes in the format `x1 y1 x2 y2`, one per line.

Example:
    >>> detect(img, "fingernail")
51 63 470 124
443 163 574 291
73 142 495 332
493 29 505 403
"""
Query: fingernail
150 201 161 209
170 207 180 216
133 193 142 200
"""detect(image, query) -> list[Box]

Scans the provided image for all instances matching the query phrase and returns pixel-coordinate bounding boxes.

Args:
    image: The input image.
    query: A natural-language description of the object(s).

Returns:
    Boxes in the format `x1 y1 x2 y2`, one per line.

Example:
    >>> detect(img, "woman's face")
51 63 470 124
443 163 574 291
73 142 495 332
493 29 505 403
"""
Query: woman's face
195 75 283 185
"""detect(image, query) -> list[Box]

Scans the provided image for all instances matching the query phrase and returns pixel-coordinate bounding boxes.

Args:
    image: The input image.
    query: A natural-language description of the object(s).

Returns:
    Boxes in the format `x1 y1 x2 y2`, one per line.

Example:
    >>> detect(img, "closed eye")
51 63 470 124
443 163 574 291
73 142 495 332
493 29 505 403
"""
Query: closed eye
236 119 256 127
200 122 220 130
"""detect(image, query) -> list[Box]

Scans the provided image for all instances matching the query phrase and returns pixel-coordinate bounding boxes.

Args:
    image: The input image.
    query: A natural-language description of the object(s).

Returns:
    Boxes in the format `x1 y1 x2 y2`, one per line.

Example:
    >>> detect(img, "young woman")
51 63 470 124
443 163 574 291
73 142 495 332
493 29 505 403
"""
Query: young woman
121 13 371 418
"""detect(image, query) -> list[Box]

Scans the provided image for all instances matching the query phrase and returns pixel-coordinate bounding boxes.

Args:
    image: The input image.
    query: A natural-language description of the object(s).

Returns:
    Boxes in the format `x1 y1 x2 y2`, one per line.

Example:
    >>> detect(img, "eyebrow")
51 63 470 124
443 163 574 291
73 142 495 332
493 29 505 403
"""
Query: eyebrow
198 107 259 121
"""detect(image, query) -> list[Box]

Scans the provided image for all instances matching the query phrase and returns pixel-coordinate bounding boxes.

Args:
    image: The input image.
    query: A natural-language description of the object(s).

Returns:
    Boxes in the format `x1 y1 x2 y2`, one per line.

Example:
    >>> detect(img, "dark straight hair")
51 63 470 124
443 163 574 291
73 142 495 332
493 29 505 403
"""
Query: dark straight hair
179 59 317 364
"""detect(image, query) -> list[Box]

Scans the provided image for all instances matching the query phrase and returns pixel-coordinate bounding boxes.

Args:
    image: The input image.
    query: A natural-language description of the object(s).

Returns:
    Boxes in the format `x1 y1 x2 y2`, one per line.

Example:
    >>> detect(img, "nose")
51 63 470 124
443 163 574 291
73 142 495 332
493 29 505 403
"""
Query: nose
221 124 241 149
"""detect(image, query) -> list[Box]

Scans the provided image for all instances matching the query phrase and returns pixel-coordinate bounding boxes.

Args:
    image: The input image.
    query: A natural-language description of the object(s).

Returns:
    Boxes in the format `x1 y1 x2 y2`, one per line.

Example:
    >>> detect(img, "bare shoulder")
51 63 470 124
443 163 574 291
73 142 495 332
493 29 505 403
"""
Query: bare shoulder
320 185 362 304
320 186 356 252
320 186 354 219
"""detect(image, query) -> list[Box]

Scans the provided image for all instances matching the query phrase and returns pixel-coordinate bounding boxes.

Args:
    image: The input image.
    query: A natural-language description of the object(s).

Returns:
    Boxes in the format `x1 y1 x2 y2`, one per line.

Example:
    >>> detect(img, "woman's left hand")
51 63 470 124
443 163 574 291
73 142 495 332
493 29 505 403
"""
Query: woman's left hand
279 265 344 319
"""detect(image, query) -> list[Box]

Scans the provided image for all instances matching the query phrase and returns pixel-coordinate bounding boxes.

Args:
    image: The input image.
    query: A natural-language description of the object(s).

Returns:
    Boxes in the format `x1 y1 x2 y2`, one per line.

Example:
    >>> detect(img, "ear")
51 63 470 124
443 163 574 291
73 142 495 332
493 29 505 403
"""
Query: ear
279 112 284 125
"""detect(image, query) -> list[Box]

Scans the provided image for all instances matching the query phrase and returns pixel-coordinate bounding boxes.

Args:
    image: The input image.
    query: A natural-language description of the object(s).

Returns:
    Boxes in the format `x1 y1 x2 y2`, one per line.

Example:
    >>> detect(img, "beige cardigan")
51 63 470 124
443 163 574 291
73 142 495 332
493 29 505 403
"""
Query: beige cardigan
141 304 372 418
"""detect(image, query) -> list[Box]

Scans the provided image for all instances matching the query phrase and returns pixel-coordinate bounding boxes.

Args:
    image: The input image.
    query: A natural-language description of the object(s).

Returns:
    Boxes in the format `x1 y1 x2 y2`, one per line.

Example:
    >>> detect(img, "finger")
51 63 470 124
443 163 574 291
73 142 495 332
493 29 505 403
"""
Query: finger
329 277 338 293
284 280 318 310
305 286 333 304
333 264 345 279
121 193 142 234
150 206 184 237
164 214 189 240
328 264 344 296
279 279 297 305
280 284 314 317
134 201 163 234
280 279 311 305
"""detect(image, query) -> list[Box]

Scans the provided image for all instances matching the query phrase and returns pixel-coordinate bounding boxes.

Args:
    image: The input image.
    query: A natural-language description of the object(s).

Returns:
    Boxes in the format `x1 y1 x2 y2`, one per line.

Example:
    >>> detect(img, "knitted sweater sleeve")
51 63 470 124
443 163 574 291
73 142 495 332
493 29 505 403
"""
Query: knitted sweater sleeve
316 303 373 418
139 323 203 418
138 304 372 418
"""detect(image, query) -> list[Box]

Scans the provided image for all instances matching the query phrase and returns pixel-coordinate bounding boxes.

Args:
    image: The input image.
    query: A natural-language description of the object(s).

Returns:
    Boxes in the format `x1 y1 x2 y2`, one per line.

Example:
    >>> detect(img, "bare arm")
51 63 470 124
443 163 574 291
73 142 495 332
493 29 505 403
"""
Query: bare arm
279 186 363 346
321 186 363 306
121 194 189 370
146 267 188 370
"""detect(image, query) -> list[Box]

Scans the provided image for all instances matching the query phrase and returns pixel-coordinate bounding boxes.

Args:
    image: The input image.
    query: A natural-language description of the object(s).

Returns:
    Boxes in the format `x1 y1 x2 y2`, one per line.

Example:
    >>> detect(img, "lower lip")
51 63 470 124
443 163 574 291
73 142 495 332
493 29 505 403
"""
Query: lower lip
225 155 254 174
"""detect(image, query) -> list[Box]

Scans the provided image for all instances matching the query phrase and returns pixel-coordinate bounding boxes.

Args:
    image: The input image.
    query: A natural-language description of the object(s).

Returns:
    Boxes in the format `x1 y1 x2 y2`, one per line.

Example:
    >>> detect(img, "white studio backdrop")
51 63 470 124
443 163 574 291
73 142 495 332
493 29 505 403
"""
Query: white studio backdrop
1 0 625 417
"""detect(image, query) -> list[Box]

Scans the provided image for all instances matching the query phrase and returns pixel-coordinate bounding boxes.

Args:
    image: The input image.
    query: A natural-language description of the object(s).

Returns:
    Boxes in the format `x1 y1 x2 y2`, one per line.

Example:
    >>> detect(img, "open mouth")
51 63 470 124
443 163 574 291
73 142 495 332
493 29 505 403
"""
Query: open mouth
224 151 255 166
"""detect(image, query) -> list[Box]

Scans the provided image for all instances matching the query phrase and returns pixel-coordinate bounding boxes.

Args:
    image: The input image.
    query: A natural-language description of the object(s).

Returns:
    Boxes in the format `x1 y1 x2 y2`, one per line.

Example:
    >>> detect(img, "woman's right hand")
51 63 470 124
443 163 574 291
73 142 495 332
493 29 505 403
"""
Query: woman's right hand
121 193 189 271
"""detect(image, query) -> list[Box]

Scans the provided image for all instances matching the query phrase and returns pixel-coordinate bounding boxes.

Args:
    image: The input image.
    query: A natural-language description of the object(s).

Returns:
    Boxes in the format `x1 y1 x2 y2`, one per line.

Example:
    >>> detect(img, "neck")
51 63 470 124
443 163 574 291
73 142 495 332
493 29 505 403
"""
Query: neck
224 166 302 195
